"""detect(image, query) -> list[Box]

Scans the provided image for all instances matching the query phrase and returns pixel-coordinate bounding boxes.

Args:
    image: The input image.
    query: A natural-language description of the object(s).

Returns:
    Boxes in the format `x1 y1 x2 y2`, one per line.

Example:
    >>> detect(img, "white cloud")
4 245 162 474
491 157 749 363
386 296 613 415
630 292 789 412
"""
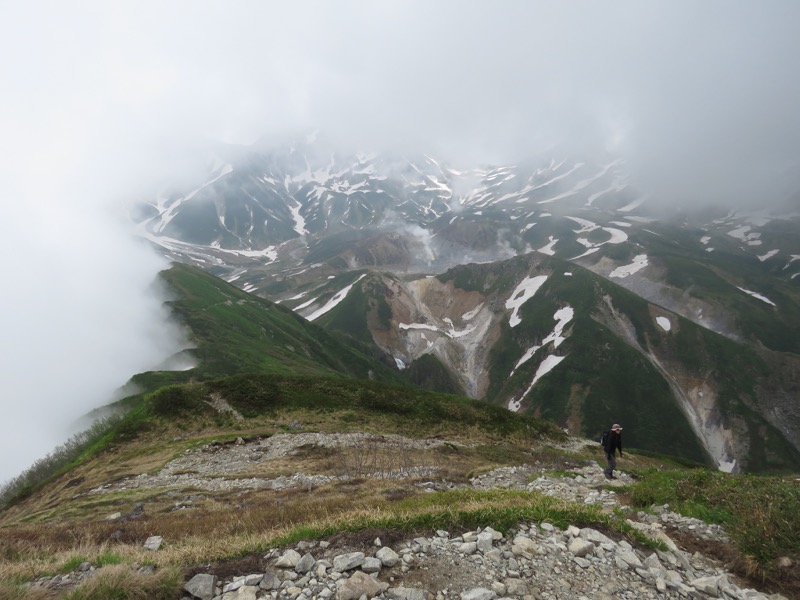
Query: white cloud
2 0 799 481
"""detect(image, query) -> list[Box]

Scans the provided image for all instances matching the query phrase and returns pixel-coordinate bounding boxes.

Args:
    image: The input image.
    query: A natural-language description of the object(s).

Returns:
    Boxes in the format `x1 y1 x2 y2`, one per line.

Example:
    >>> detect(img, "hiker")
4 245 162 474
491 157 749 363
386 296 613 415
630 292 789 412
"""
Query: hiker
603 423 623 479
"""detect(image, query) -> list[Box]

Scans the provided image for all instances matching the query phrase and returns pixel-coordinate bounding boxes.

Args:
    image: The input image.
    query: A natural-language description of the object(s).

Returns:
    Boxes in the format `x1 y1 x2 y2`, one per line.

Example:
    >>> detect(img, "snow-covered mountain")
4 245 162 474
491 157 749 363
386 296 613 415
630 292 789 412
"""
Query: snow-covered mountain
132 137 800 473
134 138 638 277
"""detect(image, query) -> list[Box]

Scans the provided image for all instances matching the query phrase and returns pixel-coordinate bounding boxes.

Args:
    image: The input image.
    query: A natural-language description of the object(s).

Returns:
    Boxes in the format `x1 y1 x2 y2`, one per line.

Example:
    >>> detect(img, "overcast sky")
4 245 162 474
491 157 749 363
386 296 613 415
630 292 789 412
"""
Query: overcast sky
1 0 799 483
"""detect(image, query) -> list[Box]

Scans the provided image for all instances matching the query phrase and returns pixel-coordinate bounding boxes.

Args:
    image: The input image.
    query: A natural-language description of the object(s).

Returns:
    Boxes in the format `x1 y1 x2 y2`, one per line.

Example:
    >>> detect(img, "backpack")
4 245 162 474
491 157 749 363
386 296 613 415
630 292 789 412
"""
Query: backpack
600 430 609 447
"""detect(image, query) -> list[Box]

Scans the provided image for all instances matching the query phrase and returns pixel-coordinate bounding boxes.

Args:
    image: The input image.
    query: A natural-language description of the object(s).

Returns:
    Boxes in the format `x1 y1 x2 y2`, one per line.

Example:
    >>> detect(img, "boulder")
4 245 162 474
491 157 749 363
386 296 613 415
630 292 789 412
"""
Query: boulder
294 552 316 574
460 588 496 600
274 548 301 568
568 538 594 558
184 573 216 600
376 546 400 567
338 571 389 600
143 536 163 551
387 587 432 600
333 551 365 572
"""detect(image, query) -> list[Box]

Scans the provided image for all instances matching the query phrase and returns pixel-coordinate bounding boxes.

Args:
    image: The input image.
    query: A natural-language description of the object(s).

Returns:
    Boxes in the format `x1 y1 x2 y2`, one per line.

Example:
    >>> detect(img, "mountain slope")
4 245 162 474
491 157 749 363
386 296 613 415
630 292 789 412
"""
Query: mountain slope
294 253 800 473
123 263 404 400
2 372 798 600
128 140 800 473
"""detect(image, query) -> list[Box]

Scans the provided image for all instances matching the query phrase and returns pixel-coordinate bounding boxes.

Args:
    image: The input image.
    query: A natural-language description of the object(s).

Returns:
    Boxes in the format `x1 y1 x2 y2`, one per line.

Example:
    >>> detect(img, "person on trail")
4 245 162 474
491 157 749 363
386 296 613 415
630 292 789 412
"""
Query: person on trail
603 423 623 479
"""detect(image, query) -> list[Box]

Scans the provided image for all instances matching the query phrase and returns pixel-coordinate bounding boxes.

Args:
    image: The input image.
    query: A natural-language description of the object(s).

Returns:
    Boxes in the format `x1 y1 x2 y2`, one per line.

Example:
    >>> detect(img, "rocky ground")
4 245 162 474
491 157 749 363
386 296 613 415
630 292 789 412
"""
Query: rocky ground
26 434 795 600
169 466 780 600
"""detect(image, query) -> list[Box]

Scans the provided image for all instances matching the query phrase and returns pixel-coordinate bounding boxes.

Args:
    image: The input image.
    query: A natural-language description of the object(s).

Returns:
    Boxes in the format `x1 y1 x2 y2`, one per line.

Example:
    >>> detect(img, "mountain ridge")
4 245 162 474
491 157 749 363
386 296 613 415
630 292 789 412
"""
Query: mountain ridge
1 258 798 600
127 140 800 475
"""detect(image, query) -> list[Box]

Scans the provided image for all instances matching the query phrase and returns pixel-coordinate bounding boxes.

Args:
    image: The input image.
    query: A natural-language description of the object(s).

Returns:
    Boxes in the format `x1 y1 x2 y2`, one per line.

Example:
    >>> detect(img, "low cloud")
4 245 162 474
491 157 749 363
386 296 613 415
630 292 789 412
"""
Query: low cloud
2 1 799 481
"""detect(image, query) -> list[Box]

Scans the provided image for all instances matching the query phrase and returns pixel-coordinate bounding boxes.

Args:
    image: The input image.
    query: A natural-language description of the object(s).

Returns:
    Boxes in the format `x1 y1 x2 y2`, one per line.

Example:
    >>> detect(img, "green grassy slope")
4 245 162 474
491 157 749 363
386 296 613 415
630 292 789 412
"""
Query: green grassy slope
142 258 798 473
435 254 800 472
127 263 404 396
118 373 566 445
628 222 800 354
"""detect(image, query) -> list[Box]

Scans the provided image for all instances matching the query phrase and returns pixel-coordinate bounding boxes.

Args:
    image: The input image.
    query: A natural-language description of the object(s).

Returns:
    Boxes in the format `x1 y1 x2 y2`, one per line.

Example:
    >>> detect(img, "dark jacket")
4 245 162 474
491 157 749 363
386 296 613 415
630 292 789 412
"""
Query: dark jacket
603 431 622 456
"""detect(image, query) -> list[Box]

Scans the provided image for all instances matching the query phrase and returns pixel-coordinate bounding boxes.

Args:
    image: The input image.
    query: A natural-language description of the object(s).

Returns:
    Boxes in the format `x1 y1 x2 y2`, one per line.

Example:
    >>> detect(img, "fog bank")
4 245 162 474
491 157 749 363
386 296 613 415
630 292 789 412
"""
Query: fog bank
2 0 799 482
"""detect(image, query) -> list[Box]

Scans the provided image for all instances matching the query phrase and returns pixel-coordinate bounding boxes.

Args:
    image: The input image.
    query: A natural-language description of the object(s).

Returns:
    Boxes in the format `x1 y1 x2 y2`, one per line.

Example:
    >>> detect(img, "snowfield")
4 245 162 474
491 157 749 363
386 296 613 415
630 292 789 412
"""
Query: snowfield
505 276 548 327
306 274 367 321
735 286 776 307
656 316 672 332
609 254 648 278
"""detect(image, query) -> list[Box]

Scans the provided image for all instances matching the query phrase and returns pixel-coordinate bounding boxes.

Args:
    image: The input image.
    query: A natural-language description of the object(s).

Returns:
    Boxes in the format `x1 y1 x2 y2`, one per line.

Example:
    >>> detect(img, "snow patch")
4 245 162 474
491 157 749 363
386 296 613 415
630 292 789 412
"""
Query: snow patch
295 296 319 311
727 225 760 244
511 306 573 376
735 286 776 307
656 316 671 332
289 201 308 235
505 276 548 327
586 181 627 206
155 164 233 233
700 236 711 245
602 227 628 244
570 247 601 260
508 355 567 412
538 236 558 256
617 197 645 212
565 216 599 233
306 274 367 321
462 303 484 321
527 162 585 192
399 322 440 332
610 254 648 278
757 249 779 262
783 255 800 270
511 345 542 375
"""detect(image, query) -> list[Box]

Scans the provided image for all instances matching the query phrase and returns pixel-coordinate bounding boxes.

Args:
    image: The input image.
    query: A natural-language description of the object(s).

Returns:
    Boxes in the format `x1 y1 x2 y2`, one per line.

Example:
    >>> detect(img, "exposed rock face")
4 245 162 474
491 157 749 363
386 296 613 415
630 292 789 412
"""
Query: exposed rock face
594 293 742 470
368 274 499 398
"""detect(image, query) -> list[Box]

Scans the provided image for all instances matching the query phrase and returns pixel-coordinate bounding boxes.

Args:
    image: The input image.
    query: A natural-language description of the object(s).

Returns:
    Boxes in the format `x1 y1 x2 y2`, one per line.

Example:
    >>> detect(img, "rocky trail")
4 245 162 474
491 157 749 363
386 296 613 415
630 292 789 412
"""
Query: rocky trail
170 467 781 600
26 434 795 600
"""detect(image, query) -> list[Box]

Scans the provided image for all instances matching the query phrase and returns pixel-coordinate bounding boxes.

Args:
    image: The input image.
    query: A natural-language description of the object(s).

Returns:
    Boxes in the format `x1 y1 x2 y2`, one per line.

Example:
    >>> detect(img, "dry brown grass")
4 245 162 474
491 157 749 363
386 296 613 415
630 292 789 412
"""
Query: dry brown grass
0 439 541 586
2 485 597 591
0 405 579 595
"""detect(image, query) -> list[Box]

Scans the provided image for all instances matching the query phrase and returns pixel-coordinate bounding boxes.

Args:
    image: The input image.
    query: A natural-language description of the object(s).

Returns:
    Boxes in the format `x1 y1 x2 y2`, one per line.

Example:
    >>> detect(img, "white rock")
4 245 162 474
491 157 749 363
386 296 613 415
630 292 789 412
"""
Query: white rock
477 531 494 553
690 575 722 596
579 528 612 545
295 553 316 574
387 587 430 600
275 549 302 568
568 538 594 558
616 548 643 569
143 536 163 551
362 557 382 573
184 573 216 600
333 552 365 572
462 531 478 543
459 542 478 555
376 546 400 567
460 588 496 600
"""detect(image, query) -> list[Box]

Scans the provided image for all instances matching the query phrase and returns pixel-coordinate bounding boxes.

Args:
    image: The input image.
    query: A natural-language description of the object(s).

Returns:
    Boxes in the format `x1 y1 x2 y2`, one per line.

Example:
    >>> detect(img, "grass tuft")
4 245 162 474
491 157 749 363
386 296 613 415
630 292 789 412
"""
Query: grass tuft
60 565 182 600
626 469 800 571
